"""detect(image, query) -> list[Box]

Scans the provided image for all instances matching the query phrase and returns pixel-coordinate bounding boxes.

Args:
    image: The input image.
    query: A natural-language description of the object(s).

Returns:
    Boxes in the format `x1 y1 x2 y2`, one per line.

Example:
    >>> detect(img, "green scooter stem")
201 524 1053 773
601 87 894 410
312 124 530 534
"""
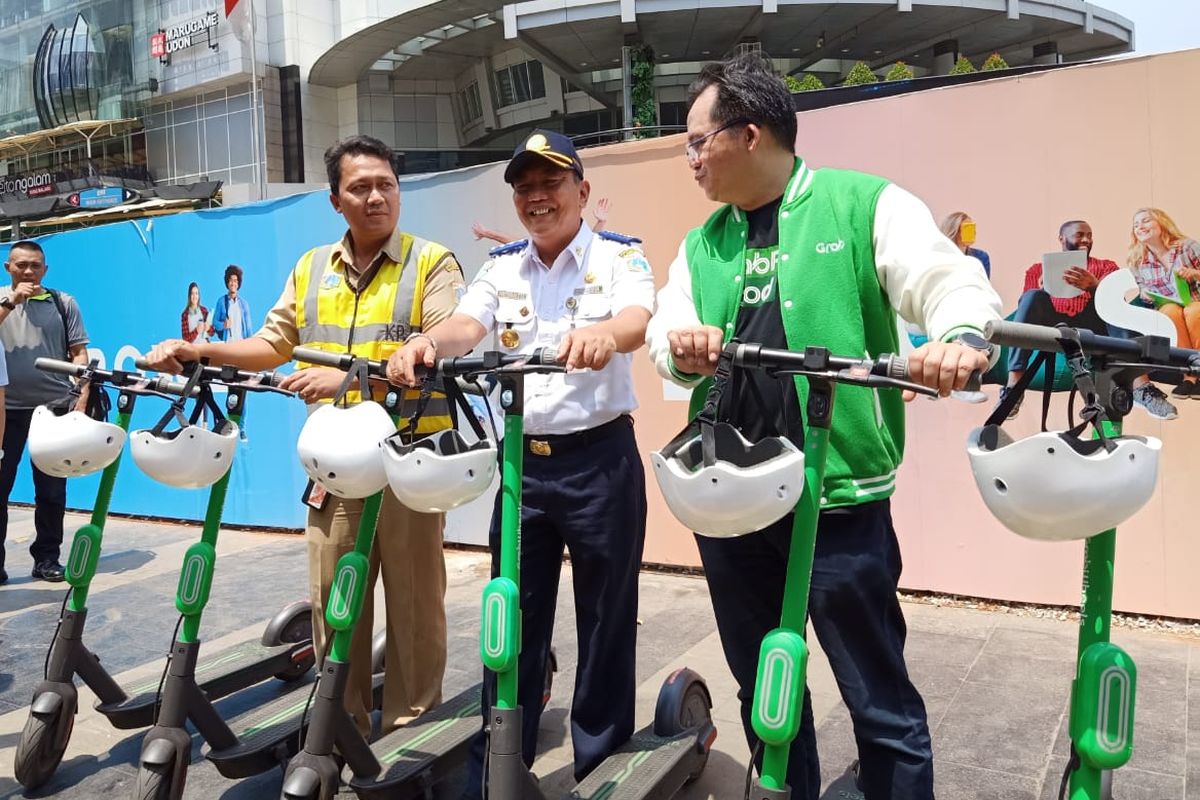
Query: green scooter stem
177 407 242 645
327 491 382 664
65 407 133 613
1068 419 1121 800
496 410 525 710
756 380 833 793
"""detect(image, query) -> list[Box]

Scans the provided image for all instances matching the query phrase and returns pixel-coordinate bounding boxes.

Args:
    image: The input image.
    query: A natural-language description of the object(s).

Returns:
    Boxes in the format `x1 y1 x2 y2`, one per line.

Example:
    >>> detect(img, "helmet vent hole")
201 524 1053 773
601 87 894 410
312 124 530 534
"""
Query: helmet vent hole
81 460 89 466
1129 453 1135 462
709 477 719 485
105 436 113 444
65 459 73 466
776 485 788 499
993 478 1008 494
1046 447 1055 455
467 469 475 479
328 471 337 479
213 451 222 459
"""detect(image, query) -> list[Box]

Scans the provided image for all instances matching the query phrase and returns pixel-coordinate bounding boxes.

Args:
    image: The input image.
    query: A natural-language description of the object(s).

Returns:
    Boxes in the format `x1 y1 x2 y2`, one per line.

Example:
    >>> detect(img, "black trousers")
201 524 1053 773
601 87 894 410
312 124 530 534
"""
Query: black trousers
697 500 933 800
462 416 647 798
1 407 68 570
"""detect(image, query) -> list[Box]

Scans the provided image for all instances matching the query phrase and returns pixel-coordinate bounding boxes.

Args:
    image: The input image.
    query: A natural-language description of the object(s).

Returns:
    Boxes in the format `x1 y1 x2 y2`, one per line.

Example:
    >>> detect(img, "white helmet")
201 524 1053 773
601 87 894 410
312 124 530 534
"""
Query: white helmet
966 425 1161 542
652 423 805 538
296 401 395 499
28 405 127 478
381 428 497 513
130 419 240 488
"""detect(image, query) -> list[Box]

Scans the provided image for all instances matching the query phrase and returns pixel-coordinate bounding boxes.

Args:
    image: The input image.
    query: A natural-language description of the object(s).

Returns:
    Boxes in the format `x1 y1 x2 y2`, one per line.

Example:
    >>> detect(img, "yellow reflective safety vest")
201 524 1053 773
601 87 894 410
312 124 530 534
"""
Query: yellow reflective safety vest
293 233 451 434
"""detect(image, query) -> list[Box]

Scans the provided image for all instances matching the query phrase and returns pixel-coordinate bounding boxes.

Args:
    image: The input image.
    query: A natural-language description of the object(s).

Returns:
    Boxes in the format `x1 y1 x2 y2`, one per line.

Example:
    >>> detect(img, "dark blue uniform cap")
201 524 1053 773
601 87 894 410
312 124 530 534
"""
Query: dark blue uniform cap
504 129 584 183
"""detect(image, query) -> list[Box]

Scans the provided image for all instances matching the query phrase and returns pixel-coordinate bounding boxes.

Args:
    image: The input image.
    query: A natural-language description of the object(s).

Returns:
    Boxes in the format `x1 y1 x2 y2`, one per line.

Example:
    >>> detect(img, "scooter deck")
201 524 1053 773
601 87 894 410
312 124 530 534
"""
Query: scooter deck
567 726 708 800
95 638 314 729
349 683 483 800
205 672 386 778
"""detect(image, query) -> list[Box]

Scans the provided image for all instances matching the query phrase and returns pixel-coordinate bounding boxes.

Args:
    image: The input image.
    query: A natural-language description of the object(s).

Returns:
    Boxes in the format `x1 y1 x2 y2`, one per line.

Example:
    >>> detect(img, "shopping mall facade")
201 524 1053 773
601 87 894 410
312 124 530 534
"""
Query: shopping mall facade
0 0 1135 230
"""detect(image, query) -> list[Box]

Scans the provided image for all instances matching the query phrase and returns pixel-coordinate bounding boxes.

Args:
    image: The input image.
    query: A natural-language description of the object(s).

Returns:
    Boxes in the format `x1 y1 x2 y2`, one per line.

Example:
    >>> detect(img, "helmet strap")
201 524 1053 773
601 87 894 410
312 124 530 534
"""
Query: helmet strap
696 344 738 467
1057 328 1114 452
985 349 1052 428
330 358 371 408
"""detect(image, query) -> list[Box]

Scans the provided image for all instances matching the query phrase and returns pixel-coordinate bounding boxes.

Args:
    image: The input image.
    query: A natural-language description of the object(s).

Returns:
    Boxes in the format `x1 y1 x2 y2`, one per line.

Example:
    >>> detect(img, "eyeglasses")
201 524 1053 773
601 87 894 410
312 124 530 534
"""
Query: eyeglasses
684 119 749 163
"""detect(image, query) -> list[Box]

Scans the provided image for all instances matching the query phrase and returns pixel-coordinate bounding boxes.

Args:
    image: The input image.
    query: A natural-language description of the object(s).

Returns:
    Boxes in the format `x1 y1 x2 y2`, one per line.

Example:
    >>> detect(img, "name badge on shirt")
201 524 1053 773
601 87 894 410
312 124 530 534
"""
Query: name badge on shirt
497 290 527 300
573 286 605 296
321 273 342 289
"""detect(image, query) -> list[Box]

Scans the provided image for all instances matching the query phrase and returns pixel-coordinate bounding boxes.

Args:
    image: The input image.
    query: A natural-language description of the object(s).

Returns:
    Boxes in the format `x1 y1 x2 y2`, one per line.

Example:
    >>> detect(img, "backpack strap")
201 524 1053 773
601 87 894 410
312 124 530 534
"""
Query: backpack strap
47 289 71 360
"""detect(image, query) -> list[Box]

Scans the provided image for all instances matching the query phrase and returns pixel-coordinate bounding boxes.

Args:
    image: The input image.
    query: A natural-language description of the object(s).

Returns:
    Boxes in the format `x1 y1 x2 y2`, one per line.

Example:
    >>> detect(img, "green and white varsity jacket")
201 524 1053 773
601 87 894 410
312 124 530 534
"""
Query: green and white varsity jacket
646 158 1002 508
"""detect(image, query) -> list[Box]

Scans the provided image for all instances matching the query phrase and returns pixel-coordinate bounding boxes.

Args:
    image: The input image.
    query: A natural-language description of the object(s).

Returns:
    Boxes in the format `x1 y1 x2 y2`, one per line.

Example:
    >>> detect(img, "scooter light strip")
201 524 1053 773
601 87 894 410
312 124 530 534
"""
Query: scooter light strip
757 648 795 729
241 697 311 737
179 554 207 606
591 749 654 800
69 536 92 576
483 593 506 659
1096 665 1132 753
379 700 483 765
330 563 358 621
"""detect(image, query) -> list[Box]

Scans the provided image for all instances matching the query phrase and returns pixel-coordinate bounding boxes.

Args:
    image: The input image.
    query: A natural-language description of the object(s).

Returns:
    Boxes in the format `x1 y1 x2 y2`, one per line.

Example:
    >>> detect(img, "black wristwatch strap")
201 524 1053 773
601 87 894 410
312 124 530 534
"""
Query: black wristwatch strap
0 297 14 311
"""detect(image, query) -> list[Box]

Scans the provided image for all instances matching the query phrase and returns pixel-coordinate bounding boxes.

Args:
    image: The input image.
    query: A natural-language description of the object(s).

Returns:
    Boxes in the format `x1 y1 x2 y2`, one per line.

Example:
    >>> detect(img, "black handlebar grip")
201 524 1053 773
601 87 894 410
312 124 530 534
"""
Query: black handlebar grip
984 319 1063 350
34 357 81 377
291 347 351 369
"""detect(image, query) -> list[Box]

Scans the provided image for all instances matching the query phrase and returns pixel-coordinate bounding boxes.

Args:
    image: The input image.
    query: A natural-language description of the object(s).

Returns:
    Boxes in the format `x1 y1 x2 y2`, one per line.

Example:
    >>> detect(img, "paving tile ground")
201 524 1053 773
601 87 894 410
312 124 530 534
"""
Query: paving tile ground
1 511 1194 799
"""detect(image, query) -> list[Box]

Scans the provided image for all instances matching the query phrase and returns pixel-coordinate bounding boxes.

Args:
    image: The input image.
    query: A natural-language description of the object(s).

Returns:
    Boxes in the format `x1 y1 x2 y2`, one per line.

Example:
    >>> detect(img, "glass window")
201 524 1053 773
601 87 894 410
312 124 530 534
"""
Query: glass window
528 61 545 100
203 97 227 119
227 109 253 167
146 126 171 182
512 62 530 104
204 115 229 171
494 68 514 107
173 119 200 177
228 92 250 112
174 104 197 124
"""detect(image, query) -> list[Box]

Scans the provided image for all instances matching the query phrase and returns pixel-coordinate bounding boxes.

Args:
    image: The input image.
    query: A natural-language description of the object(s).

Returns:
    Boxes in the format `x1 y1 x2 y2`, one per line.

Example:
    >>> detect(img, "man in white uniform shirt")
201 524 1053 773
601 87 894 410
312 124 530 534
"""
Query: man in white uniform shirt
387 129 654 793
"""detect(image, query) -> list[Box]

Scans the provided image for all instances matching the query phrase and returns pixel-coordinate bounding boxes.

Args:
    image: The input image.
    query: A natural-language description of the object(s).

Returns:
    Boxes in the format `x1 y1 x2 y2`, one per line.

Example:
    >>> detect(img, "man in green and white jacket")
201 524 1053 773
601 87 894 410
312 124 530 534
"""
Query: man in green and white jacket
646 55 1002 800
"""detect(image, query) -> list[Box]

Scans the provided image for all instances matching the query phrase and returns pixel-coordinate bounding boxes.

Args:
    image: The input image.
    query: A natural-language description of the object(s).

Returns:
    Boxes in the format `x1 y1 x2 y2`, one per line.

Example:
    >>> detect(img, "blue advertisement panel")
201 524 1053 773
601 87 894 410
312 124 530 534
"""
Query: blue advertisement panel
2 191 348 528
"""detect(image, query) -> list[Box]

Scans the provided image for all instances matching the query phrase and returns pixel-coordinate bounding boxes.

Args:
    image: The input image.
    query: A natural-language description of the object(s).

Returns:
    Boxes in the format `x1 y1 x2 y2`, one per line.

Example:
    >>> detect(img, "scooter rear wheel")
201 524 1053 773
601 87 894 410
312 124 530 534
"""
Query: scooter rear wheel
263 600 315 681
14 707 72 789
652 668 714 783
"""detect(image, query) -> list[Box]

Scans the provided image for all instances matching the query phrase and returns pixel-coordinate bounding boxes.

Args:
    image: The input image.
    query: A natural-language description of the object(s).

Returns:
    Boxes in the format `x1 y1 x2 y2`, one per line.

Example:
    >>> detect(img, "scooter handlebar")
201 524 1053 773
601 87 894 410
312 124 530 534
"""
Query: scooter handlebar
33 357 82 377
135 359 289 389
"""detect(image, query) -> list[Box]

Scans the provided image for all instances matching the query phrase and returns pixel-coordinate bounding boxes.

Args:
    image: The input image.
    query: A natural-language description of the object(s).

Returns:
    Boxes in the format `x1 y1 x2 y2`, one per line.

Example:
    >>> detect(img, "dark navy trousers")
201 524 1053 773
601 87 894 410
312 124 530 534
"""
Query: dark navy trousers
462 416 647 798
696 499 934 800
0 407 68 570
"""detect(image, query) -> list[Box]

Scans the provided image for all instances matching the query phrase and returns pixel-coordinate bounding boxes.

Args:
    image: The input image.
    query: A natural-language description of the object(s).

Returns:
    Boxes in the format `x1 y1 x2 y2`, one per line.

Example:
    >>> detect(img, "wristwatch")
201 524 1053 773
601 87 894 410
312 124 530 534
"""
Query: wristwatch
0 297 14 311
955 330 994 357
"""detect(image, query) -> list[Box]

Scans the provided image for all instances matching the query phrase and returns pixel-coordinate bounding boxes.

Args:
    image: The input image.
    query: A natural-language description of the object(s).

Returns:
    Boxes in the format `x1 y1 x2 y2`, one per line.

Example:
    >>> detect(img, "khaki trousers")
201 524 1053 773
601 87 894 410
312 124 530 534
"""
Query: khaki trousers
306 489 448 735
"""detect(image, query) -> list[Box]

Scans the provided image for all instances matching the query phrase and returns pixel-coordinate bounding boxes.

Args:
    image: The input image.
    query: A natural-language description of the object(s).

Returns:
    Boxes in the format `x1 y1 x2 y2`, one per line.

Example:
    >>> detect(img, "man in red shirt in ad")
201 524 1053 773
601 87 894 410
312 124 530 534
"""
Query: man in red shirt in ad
1001 219 1177 420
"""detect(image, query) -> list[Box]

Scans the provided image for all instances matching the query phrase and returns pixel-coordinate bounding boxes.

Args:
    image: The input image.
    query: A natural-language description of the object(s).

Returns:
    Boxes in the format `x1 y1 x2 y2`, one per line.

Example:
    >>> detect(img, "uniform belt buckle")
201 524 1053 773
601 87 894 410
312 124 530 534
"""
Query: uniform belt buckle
529 439 552 456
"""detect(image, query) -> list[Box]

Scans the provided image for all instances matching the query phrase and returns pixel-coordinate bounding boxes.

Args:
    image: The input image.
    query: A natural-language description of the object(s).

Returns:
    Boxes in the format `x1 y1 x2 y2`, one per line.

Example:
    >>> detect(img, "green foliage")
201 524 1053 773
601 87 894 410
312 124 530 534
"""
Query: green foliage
981 52 1010 71
790 73 825 92
949 55 977 75
884 61 914 81
630 44 656 137
842 61 878 86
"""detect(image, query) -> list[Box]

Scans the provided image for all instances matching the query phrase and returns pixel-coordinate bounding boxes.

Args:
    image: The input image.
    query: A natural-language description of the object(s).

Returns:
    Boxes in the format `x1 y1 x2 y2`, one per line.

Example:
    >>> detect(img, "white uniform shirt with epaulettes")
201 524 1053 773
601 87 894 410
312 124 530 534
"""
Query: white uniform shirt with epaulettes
455 221 655 436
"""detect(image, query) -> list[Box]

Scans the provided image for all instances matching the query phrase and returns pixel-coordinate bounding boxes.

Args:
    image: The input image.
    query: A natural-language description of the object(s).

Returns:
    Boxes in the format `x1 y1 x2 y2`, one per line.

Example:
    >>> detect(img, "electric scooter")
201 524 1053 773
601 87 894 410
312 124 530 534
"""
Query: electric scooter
441 349 716 800
984 319 1200 800
128 361 317 799
660 342 938 800
12 359 314 792
272 346 497 800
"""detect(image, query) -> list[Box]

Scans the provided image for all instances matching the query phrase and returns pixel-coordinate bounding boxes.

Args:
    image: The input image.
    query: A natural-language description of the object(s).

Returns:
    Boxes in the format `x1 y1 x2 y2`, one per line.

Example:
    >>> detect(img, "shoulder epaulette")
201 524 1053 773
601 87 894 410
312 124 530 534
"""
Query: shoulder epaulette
597 230 642 245
488 239 528 257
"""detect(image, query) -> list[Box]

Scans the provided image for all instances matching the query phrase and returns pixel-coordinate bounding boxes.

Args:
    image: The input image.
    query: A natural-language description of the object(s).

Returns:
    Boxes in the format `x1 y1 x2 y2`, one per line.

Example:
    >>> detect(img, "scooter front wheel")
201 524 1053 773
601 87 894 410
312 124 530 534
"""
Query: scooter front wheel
134 761 174 800
14 704 73 789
